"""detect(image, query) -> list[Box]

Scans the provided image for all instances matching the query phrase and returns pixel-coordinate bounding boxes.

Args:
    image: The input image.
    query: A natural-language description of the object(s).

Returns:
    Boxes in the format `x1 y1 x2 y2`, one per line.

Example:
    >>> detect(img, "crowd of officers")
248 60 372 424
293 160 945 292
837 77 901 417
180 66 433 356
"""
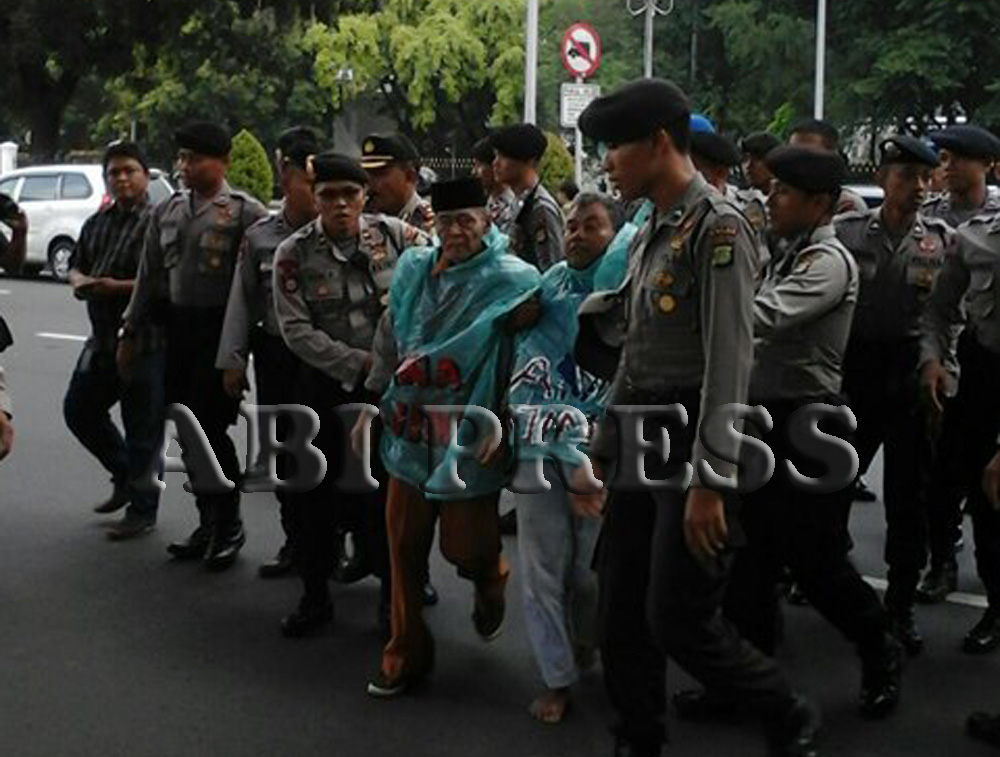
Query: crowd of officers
1 72 997 757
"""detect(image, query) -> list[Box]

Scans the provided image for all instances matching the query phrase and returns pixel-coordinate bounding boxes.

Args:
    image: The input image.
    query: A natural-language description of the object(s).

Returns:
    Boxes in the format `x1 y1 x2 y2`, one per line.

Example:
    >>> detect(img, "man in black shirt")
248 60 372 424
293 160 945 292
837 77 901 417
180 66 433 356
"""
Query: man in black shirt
64 141 165 540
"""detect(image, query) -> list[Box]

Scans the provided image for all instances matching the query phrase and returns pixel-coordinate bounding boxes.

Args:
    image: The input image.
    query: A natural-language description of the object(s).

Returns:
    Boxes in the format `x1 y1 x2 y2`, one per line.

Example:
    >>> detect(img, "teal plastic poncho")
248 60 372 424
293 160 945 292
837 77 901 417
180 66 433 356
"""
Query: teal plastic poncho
380 225 540 500
593 200 654 290
508 258 612 467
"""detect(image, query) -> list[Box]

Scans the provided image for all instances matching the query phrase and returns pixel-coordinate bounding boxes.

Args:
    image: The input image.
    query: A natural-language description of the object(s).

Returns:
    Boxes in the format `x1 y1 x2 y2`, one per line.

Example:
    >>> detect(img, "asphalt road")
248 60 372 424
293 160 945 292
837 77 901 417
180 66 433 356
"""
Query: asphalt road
0 276 998 757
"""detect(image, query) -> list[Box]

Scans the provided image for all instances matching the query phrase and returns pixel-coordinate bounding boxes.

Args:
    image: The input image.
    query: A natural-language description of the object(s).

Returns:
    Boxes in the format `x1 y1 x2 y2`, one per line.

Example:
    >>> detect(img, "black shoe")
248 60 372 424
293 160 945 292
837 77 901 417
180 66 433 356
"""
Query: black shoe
499 509 517 536
166 526 211 560
786 582 810 606
859 636 903 719
93 484 130 514
967 711 1000 747
330 529 370 584
258 544 295 579
852 480 877 502
887 607 924 657
766 696 821 757
281 596 334 638
422 581 439 607
473 595 505 641
204 523 246 571
963 609 1000 655
916 560 957 604
106 513 156 541
671 689 739 722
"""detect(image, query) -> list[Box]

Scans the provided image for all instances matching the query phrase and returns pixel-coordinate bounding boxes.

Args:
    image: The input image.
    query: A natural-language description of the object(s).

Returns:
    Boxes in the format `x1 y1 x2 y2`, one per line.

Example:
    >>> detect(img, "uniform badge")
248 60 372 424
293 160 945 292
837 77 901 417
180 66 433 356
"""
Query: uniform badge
363 140 375 155
711 245 733 267
709 218 738 268
670 212 698 252
209 255 222 269
793 250 822 274
658 294 677 313
216 205 233 223
919 237 936 255
535 225 548 245
317 284 329 296
914 268 935 289
653 271 675 288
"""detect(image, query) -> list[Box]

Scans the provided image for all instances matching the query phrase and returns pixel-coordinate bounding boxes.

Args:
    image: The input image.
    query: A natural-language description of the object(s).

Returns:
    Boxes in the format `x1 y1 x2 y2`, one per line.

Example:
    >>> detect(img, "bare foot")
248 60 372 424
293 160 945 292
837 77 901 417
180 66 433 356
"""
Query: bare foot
529 687 571 724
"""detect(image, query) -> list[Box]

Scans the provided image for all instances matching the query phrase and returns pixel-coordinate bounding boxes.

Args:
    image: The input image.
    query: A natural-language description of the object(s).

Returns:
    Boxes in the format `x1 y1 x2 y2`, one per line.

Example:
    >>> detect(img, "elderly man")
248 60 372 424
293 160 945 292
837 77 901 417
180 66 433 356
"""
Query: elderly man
359 176 540 698
272 152 429 638
65 141 165 540
508 192 621 724
361 133 434 233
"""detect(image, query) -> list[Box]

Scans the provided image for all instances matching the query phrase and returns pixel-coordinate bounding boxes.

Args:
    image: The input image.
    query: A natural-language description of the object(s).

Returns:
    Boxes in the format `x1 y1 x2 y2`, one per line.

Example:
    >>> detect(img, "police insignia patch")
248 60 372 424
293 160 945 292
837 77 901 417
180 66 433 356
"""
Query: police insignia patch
794 250 822 273
711 245 733 267
535 225 548 244
363 140 375 154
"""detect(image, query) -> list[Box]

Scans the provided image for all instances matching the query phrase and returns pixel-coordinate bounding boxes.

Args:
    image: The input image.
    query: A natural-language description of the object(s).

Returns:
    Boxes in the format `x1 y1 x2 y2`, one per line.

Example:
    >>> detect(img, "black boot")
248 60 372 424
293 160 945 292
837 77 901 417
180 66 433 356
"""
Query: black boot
204 521 246 571
765 696 821 757
281 593 334 638
166 525 211 560
963 608 1000 655
916 559 957 604
259 542 295 579
859 635 903 719
886 605 924 657
93 482 130 514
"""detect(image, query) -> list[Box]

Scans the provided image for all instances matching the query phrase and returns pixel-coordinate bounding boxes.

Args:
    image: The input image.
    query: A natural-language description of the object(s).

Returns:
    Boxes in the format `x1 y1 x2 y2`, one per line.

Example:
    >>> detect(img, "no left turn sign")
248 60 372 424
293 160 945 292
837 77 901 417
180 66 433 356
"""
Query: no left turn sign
561 22 601 80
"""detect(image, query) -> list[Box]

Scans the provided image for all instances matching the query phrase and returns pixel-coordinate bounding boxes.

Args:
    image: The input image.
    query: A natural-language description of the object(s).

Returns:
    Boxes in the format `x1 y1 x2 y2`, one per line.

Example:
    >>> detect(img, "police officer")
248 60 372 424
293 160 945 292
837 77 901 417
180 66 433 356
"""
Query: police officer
921 181 1000 654
471 136 516 235
712 146 901 721
273 152 429 637
360 133 434 233
492 123 565 272
741 131 781 194
570 79 818 757
923 125 1000 227
119 121 267 570
215 126 320 577
834 136 950 654
787 118 868 214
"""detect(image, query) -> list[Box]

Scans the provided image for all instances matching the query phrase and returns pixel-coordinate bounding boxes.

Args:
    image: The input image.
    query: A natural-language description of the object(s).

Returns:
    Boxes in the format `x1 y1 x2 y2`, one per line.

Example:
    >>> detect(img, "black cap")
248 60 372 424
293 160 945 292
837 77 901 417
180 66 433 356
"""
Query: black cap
430 177 487 212
310 152 368 186
741 131 781 159
691 131 741 167
276 126 320 171
788 117 840 149
492 124 548 163
360 134 420 170
879 135 938 168
579 78 690 145
471 137 496 164
929 125 1000 160
174 120 231 158
765 146 845 195
103 140 148 173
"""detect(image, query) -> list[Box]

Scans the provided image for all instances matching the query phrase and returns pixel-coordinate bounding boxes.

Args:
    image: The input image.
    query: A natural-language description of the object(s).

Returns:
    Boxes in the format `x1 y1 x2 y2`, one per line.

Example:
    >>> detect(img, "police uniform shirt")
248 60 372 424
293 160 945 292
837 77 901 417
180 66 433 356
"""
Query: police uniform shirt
0 364 10 417
590 173 761 485
399 191 435 234
216 207 301 371
509 181 565 272
123 181 267 329
751 225 859 401
273 213 429 391
726 184 770 274
835 209 951 342
488 186 517 236
922 187 1000 229
922 210 1000 367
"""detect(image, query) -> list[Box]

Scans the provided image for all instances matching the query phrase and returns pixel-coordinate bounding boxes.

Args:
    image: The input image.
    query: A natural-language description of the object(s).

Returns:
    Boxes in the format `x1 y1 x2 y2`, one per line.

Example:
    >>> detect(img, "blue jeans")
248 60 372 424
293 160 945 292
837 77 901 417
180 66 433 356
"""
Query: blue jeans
63 344 165 519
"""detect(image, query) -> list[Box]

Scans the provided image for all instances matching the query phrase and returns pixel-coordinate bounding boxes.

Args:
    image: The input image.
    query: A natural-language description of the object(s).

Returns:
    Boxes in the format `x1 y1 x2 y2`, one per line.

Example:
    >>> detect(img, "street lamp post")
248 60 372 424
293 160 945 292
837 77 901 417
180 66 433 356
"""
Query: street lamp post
524 0 539 123
814 0 827 119
627 0 675 78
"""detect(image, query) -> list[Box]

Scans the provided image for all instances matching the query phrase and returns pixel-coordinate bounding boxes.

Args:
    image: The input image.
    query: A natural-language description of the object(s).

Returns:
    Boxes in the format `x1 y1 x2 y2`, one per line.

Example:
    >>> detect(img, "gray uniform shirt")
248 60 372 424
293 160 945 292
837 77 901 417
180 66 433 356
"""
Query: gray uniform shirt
273 213 429 391
488 186 517 236
509 181 565 272
922 187 1000 229
590 173 761 486
0 364 10 417
726 184 770 275
399 191 435 235
123 182 267 329
922 211 1000 368
835 209 951 342
216 207 306 370
751 225 859 401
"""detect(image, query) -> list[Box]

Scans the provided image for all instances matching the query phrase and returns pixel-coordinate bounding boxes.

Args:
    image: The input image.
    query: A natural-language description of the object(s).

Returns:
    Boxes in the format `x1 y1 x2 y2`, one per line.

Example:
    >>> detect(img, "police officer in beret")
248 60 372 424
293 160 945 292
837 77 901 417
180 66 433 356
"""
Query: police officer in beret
361 133 435 234
119 120 268 570
273 152 430 637
741 131 781 194
920 155 1000 655
702 146 902 721
492 123 565 272
924 124 1000 228
787 118 868 214
471 136 516 235
569 79 818 757
215 126 321 578
834 135 952 653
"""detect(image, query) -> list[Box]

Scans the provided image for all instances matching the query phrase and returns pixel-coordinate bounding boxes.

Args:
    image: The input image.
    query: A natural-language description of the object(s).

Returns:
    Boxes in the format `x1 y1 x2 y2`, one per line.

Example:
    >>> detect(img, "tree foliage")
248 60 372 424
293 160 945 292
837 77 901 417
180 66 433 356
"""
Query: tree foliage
538 132 573 195
228 129 273 203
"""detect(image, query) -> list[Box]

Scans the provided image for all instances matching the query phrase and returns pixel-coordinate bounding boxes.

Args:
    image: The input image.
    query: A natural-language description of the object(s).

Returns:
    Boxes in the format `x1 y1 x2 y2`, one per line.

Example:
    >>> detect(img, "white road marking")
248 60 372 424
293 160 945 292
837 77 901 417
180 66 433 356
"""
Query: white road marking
863 575 987 609
36 332 87 342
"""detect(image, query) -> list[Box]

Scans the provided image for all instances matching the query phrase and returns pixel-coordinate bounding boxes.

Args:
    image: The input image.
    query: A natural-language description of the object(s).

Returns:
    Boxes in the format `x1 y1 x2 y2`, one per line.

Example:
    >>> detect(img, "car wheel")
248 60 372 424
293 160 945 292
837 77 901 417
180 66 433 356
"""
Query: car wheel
48 238 75 281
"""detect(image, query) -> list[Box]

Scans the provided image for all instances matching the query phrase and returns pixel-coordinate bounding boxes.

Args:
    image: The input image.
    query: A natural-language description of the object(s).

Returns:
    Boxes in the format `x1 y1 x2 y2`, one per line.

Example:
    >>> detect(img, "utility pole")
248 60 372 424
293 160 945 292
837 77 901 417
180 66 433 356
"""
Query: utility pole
524 0 539 123
627 0 675 78
814 0 827 119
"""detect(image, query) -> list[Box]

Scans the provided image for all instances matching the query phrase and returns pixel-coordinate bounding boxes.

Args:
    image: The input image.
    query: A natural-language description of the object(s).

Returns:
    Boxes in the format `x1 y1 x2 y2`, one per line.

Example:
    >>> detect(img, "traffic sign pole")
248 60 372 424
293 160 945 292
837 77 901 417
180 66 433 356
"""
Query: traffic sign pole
574 75 583 188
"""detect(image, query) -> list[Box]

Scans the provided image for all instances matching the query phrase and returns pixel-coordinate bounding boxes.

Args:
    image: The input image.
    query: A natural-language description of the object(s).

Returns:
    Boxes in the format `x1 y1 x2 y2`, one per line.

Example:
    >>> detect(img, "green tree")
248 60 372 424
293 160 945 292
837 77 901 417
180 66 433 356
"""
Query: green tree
538 131 573 194
228 129 273 203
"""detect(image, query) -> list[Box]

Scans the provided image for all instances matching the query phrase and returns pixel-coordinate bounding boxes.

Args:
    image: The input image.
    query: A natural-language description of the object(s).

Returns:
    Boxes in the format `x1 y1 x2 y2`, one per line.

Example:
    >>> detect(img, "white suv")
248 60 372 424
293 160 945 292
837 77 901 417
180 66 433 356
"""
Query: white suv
0 164 173 279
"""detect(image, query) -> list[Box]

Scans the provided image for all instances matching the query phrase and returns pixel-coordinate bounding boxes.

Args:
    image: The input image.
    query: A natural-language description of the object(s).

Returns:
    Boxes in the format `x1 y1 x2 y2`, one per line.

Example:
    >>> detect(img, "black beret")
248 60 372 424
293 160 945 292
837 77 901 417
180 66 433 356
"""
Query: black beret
929 125 1000 160
103 140 148 173
492 124 548 162
310 152 368 186
276 126 320 170
741 131 781 159
691 131 741 167
579 78 690 145
471 137 496 164
360 133 420 169
879 134 938 168
765 146 845 195
174 120 231 158
430 177 487 213
788 117 840 149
